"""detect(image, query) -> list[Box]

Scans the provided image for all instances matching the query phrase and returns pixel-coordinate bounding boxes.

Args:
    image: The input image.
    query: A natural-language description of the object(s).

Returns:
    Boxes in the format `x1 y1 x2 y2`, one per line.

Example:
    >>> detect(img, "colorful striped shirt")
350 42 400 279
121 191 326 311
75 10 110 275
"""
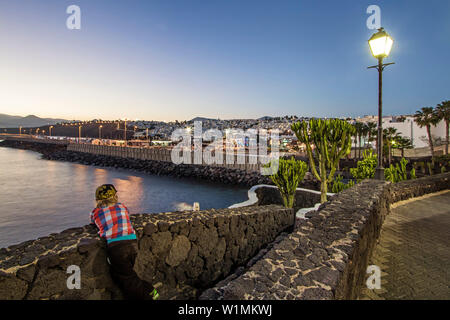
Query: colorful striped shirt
90 203 136 244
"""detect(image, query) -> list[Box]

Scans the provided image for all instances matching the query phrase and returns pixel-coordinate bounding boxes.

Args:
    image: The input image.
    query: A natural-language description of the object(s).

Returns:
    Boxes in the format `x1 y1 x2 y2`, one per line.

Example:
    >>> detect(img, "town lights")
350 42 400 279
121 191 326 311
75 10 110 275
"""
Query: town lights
368 27 395 180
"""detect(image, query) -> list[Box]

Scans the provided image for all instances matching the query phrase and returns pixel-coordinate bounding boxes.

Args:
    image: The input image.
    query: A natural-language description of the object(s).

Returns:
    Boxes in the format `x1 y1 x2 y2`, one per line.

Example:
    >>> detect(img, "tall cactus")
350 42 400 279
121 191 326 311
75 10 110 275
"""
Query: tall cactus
291 118 355 203
267 157 308 208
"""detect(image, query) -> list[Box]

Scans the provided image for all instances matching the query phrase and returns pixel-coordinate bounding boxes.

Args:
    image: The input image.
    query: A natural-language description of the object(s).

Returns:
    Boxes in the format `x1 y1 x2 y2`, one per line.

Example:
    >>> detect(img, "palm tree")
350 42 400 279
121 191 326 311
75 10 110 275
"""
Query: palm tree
435 101 450 155
360 123 370 156
414 107 440 158
352 123 358 159
366 122 377 151
383 127 399 165
354 122 365 159
393 136 413 158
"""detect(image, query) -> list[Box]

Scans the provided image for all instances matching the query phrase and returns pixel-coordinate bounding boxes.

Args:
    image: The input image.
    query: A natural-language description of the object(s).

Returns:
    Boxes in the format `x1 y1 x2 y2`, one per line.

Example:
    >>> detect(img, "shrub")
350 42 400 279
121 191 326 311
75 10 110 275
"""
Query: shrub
330 174 355 193
385 158 409 182
410 168 417 179
267 157 308 208
350 150 377 182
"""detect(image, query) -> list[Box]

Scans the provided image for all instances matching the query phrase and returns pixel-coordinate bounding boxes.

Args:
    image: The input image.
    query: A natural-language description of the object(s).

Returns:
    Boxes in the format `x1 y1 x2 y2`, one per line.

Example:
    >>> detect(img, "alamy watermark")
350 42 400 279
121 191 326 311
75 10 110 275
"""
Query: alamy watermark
66 265 81 289
366 5 381 30
66 5 81 30
170 121 280 175
366 265 381 289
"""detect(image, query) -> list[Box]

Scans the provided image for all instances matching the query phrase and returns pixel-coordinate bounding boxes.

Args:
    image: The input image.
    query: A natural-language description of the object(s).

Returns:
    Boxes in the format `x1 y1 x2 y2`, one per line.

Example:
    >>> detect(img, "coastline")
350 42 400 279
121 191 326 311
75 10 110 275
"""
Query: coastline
0 139 320 189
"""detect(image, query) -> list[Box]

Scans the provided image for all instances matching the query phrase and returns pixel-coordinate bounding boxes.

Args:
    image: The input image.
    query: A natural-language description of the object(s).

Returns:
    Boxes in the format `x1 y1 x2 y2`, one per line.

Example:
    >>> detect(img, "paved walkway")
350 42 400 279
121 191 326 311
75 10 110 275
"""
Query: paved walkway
359 191 450 300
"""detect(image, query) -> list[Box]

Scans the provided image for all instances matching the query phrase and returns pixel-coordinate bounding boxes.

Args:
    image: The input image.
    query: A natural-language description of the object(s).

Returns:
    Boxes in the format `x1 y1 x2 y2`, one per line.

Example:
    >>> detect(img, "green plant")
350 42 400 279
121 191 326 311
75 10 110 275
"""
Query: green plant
291 118 355 203
410 168 416 179
266 157 308 208
435 100 449 155
383 127 400 165
414 107 440 158
427 162 433 175
330 174 355 193
349 150 377 182
385 158 409 183
393 136 413 158
441 166 446 173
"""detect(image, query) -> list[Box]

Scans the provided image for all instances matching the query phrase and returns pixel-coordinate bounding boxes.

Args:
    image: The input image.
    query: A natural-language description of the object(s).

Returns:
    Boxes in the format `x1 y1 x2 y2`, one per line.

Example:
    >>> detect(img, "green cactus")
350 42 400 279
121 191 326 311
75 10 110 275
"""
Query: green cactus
266 157 308 208
350 150 377 182
410 168 416 179
330 174 355 193
385 158 409 183
291 118 355 203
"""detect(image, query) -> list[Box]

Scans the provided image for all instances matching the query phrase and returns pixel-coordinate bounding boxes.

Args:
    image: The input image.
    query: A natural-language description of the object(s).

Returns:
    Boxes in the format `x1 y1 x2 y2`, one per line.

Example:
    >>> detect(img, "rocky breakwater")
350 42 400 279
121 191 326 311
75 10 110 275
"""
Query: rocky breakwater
0 139 321 189
0 139 66 156
0 205 294 300
42 149 320 189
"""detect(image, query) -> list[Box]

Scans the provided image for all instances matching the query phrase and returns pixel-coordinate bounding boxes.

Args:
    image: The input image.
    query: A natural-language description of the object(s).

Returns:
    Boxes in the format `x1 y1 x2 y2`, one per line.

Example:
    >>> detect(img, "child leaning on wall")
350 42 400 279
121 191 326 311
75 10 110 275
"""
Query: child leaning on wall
90 184 159 300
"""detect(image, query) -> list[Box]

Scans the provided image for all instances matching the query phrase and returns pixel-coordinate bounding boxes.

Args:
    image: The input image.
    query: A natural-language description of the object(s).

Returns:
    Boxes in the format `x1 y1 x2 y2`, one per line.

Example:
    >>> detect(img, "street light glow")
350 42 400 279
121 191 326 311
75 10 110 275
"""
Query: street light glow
368 28 394 59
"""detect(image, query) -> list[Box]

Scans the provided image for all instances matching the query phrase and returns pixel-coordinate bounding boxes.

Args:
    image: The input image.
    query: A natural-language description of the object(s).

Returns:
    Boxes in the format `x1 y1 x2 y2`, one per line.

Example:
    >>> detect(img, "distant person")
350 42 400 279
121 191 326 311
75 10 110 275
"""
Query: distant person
90 184 159 300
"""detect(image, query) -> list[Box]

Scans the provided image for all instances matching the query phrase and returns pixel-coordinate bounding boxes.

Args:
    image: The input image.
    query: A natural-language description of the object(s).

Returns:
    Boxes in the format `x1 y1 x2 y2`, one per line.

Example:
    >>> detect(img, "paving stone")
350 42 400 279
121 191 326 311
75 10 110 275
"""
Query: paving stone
358 192 450 300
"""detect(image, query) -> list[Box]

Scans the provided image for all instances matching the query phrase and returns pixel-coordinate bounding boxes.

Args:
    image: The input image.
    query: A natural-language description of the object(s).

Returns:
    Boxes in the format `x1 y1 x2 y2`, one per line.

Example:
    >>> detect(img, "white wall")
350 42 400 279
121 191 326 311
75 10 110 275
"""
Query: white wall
382 116 446 148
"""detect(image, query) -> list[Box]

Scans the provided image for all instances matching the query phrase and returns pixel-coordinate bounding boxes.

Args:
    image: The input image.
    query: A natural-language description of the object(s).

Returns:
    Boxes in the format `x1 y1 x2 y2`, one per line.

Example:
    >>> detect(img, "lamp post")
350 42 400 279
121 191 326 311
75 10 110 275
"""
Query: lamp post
99 125 103 139
19 126 22 135
124 119 127 147
368 27 394 180
78 125 82 143
49 126 53 137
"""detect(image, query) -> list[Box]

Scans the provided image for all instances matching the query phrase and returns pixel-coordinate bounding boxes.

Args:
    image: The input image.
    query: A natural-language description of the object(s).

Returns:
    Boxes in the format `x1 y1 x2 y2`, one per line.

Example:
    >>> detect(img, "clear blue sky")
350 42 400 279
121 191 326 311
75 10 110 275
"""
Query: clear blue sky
0 0 449 121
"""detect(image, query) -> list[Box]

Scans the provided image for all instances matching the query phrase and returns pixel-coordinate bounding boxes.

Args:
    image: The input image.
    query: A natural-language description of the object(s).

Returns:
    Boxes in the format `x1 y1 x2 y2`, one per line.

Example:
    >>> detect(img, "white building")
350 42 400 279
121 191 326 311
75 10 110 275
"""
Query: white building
358 115 446 148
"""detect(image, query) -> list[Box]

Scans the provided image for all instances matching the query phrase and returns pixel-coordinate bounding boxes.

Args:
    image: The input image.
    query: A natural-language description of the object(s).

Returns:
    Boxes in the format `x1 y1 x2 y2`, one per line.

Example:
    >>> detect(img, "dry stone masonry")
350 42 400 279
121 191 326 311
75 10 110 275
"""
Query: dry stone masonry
0 205 294 300
200 173 450 300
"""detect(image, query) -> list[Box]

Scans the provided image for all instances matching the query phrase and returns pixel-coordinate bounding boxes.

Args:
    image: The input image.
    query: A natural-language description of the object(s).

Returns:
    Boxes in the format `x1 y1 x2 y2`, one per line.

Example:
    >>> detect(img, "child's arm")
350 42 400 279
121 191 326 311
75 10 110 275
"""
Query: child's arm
90 209 98 227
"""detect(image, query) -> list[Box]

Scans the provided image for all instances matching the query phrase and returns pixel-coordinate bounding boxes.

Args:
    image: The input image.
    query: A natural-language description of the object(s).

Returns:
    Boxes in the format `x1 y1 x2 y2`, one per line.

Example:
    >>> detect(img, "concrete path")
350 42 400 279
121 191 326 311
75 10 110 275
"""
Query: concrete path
359 191 450 300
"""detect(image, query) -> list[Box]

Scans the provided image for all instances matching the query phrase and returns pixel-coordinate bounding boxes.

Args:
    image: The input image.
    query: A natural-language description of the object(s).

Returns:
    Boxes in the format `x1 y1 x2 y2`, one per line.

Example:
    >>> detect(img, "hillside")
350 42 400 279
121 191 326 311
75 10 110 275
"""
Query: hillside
0 114 68 128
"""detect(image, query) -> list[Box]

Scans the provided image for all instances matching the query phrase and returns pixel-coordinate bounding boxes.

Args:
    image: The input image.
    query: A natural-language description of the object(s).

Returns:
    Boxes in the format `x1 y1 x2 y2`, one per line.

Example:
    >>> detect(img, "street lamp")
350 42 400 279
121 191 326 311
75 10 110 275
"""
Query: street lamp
49 126 53 137
368 27 394 180
99 125 103 139
124 119 127 147
78 125 82 143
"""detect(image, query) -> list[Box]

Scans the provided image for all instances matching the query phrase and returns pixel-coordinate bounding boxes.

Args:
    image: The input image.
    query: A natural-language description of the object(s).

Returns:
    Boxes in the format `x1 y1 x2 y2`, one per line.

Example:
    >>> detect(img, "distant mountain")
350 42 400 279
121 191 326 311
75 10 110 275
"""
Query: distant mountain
190 117 218 122
258 116 274 120
0 114 68 128
190 116 276 122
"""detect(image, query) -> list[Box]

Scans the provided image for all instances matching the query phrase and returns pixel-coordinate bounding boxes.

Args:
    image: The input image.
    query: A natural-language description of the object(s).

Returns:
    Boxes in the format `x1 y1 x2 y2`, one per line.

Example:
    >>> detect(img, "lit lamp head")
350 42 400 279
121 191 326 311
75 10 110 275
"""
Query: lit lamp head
368 27 394 60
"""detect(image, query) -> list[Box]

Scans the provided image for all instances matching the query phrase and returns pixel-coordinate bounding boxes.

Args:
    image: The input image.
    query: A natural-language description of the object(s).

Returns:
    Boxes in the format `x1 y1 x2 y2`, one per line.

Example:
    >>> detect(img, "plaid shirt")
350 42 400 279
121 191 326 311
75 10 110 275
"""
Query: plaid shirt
90 203 136 243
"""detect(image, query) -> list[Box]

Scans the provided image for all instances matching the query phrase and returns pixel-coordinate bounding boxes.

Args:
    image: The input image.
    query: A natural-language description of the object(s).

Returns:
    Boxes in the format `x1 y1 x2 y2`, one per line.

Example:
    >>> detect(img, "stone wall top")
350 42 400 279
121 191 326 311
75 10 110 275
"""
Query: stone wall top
0 205 294 300
203 172 450 300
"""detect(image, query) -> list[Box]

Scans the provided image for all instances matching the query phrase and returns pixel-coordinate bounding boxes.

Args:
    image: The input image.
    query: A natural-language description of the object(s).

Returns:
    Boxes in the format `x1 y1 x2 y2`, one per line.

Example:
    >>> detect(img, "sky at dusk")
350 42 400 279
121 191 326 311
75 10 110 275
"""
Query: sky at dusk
0 0 449 121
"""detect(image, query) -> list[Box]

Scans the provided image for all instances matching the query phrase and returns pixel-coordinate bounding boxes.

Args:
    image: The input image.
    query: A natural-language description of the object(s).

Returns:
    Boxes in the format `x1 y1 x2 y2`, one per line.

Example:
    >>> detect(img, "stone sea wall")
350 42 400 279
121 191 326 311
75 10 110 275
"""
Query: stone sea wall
0 139 320 189
0 205 294 300
201 173 450 300
255 186 323 213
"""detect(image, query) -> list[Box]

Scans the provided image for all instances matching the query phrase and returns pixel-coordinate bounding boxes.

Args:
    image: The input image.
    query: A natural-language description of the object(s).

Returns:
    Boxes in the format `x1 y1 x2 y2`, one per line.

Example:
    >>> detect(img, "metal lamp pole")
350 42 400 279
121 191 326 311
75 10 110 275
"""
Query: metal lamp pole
368 27 394 180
